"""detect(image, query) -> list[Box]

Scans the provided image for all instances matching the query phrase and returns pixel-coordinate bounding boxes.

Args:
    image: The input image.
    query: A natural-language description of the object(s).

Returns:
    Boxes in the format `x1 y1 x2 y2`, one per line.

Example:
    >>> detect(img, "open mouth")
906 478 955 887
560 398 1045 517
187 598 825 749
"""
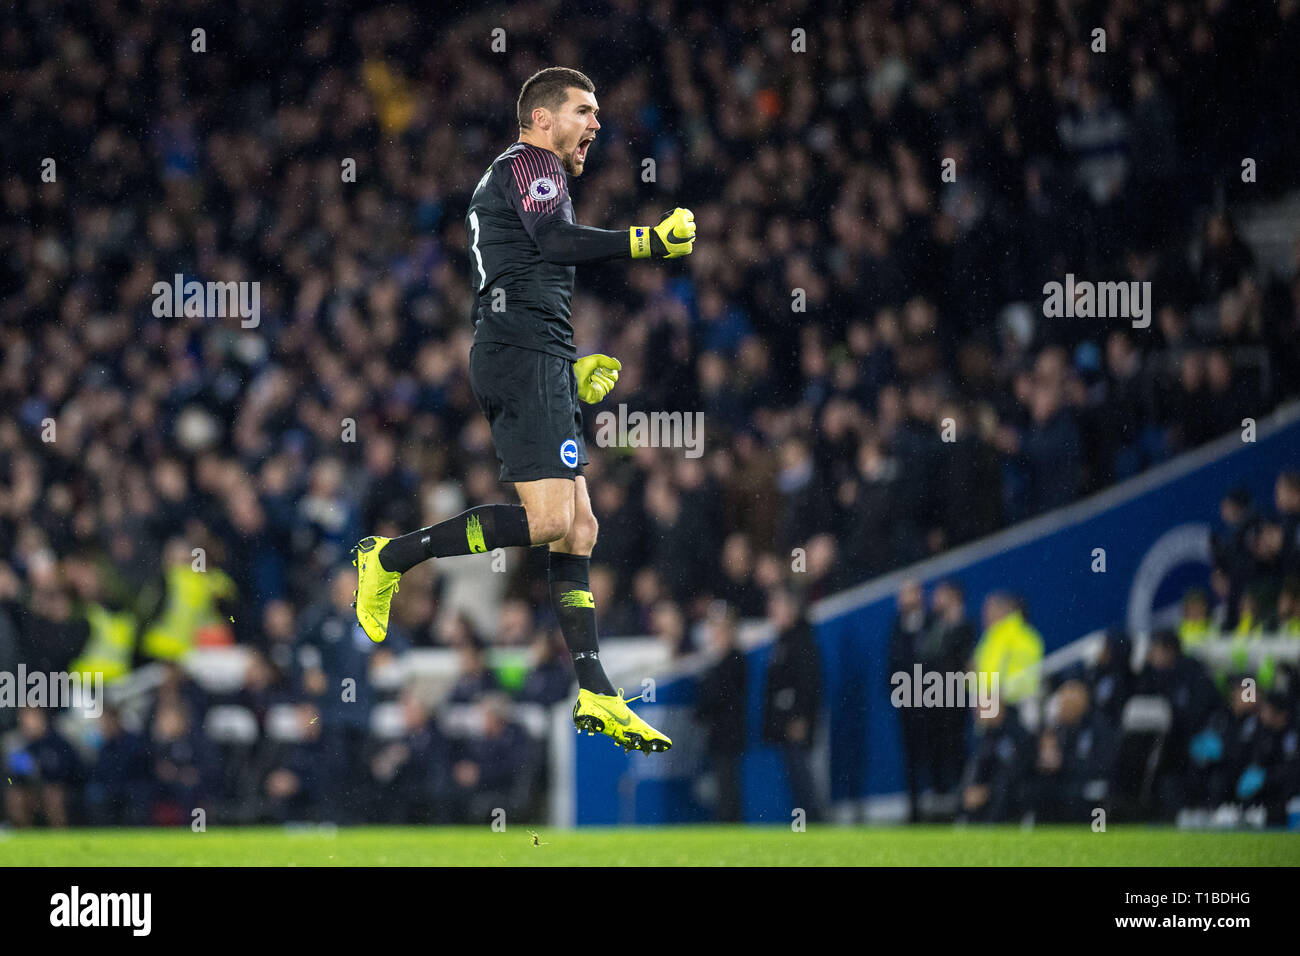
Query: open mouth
576 137 594 161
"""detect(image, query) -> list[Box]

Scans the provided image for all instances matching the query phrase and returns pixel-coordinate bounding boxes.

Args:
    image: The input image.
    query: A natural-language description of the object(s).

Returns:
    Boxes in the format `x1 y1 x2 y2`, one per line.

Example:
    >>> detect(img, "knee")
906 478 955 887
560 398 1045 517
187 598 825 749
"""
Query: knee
527 501 574 544
567 513 599 553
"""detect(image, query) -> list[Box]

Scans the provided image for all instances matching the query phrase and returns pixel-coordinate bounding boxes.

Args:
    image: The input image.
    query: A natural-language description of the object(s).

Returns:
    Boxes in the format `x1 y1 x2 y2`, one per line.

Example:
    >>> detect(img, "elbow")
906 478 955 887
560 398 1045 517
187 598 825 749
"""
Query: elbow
533 226 563 263
534 223 577 265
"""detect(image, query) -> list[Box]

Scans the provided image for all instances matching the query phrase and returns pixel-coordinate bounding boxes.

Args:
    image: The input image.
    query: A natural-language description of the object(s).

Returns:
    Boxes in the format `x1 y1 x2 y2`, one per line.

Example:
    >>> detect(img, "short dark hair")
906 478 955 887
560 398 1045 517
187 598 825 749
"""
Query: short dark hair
517 67 594 129
935 578 964 600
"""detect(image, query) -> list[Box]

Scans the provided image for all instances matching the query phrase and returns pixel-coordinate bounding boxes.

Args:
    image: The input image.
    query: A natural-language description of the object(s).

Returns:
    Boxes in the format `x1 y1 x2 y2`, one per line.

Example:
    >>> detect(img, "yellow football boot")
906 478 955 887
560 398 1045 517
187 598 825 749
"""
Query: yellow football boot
350 536 400 643
572 688 672 754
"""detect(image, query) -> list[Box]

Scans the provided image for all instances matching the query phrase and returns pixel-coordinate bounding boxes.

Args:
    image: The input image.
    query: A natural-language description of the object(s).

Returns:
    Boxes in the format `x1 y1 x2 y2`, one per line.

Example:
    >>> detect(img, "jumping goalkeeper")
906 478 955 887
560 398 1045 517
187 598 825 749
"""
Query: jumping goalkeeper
352 67 695 754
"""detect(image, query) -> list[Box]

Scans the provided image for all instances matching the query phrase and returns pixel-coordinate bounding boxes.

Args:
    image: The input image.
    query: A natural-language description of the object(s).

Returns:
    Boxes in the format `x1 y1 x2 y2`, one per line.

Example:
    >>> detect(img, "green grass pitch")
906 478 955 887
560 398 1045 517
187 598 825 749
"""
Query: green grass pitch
2 825 1297 866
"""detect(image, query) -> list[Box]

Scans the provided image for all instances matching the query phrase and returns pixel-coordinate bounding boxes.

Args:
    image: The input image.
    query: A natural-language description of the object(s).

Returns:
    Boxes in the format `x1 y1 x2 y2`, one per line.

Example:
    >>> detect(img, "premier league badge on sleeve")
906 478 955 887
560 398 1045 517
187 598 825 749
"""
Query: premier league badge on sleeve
529 177 558 202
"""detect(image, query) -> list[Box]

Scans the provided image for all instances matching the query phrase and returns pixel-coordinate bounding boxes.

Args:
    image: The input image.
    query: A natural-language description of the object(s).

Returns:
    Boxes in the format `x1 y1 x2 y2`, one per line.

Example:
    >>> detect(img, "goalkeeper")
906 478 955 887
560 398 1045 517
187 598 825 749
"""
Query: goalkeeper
352 68 694 755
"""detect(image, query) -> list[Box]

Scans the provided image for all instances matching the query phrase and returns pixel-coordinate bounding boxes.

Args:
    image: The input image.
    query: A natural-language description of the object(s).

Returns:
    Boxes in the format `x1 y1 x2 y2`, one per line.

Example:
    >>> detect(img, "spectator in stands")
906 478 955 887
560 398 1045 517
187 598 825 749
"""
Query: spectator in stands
839 436 900 579
146 662 210 733
493 598 534 647
624 567 667 639
1135 629 1222 819
1017 374 1084 517
1208 567 1235 632
775 436 833 557
650 598 693 661
148 700 217 826
695 601 747 822
515 629 574 706
1231 588 1267 638
84 706 151 826
1054 627 1133 726
10 563 87 676
237 647 298 724
1178 589 1215 649
587 564 638 639
713 532 767 619
448 694 535 823
1246 519 1288 606
1231 691 1300 825
1212 487 1257 599
3 708 81 827
369 690 449 823
1032 679 1119 823
446 635 500 705
296 566 381 823
888 386 944 564
1276 472 1300 572
1276 578 1300 636
254 703 328 823
761 588 822 822
261 599 298 673
1190 676 1256 810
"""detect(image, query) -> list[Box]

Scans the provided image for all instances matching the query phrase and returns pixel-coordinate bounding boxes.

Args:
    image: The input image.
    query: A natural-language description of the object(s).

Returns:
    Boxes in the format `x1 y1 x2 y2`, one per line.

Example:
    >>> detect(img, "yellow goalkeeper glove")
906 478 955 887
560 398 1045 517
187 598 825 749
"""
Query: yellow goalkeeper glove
573 354 622 404
630 207 696 259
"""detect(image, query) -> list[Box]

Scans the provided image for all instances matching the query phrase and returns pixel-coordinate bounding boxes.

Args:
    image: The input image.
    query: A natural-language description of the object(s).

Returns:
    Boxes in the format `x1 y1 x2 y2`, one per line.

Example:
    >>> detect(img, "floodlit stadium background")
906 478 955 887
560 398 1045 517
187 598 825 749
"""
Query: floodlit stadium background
2 0 1299 845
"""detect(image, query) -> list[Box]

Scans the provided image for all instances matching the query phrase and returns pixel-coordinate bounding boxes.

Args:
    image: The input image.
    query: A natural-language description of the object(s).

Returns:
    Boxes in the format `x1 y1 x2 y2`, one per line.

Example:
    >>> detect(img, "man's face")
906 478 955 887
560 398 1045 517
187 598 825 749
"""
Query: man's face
545 88 600 177
898 581 922 613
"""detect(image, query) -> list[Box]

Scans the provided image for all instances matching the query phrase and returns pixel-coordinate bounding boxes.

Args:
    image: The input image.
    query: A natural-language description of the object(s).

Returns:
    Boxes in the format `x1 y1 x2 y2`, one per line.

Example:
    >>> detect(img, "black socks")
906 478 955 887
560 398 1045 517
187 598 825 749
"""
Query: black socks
380 512 614 697
548 551 615 696
378 504 531 573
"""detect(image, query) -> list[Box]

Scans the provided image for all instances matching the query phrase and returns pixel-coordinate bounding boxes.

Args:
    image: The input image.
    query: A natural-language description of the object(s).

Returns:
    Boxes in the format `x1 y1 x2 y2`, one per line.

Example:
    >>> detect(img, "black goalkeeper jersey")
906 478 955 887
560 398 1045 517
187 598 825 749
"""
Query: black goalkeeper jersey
466 141 627 360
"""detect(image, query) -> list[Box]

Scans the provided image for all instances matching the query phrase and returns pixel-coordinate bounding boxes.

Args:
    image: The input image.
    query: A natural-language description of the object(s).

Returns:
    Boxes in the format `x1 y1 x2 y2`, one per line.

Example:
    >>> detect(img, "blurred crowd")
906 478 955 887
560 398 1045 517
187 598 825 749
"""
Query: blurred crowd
3 0 1300 825
5 584 825 828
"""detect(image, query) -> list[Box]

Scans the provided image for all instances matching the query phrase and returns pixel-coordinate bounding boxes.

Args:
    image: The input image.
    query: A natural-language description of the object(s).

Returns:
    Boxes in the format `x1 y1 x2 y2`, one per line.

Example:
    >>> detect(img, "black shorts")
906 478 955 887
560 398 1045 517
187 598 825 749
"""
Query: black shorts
469 342 588 482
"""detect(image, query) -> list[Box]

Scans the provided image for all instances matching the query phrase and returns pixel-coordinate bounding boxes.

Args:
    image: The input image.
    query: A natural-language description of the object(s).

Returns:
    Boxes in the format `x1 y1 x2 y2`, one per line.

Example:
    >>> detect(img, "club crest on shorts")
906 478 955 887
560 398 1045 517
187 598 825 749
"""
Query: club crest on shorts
529 177 558 202
560 439 579 468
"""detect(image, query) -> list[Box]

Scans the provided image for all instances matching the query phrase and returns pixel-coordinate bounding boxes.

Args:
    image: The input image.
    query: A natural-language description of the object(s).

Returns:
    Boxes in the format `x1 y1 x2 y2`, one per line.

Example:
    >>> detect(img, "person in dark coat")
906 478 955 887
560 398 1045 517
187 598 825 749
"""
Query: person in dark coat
254 703 328 823
887 579 932 822
147 700 218 826
4 707 82 827
1216 691 1300 825
1019 382 1083 516
1032 680 1120 822
448 695 535 823
917 580 979 812
85 706 151 825
695 601 747 822
1051 627 1134 725
295 567 388 823
959 704 1032 823
762 588 823 822
369 691 451 823
1135 628 1223 818
445 636 501 705
515 629 574 707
